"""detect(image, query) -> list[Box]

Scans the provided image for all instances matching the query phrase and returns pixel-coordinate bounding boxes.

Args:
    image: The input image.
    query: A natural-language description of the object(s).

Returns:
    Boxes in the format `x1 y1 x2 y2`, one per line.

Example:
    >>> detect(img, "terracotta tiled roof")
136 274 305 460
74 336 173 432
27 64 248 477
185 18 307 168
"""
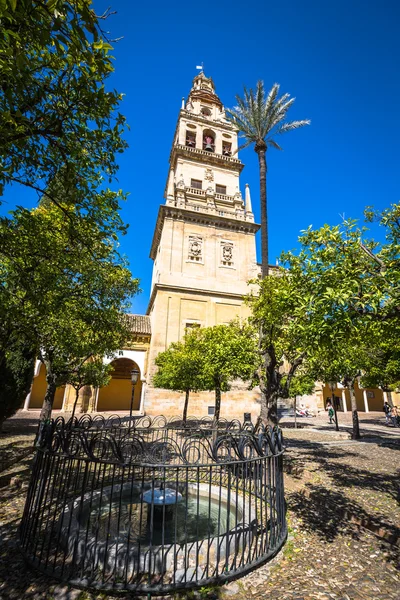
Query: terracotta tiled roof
126 314 151 335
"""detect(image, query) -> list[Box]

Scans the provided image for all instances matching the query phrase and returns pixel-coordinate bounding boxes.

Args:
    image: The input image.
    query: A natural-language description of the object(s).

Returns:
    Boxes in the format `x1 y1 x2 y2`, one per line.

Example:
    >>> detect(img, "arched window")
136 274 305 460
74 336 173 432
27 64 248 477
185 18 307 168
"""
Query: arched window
203 129 215 152
222 141 232 156
186 130 196 147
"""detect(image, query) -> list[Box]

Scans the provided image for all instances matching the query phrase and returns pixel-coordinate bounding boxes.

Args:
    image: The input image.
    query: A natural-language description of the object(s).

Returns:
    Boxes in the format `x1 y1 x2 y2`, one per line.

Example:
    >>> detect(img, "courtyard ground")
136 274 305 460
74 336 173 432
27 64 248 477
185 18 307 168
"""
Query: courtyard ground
0 411 398 600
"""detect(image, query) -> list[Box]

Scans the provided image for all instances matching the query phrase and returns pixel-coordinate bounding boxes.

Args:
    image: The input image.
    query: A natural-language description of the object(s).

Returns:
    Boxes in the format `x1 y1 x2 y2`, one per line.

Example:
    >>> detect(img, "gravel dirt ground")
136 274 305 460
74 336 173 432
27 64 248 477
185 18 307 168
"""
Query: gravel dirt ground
0 411 399 600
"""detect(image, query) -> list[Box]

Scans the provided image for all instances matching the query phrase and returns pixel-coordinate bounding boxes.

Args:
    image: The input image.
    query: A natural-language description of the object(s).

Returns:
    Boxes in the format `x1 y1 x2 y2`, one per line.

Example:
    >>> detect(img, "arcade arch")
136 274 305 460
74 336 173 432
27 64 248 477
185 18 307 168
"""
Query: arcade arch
97 357 142 412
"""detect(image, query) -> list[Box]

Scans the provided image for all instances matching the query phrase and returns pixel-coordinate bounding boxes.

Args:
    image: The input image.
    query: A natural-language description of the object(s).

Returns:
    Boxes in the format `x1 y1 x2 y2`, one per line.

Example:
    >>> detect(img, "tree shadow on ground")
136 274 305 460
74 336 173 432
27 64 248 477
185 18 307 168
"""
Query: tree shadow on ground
289 444 400 505
288 485 400 565
286 438 400 569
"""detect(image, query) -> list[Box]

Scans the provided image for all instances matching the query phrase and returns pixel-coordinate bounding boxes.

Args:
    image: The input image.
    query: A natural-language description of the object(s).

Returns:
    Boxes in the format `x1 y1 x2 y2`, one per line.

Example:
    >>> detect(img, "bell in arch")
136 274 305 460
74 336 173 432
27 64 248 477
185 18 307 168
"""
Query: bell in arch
203 134 214 152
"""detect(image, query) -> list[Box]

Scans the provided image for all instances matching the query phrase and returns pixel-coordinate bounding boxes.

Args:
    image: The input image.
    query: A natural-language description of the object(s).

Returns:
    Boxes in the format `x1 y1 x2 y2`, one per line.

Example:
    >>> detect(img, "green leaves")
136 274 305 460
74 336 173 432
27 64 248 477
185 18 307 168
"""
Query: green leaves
0 195 139 418
0 1 127 218
154 322 258 417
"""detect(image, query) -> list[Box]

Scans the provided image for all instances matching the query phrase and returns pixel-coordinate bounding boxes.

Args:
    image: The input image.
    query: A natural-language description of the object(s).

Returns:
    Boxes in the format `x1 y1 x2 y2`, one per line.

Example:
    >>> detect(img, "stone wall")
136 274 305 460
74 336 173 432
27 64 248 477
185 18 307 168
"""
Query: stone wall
144 386 261 421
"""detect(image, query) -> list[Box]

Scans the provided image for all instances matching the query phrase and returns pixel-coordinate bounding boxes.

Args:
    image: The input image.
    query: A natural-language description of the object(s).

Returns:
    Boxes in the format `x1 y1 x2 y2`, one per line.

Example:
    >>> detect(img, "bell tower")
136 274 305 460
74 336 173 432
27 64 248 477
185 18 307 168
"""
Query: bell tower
146 72 260 414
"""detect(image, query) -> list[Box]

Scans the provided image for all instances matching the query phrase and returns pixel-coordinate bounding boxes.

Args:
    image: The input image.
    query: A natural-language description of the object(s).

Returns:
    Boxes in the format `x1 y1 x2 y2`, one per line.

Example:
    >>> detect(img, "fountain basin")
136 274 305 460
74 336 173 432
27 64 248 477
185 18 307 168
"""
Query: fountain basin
59 481 256 579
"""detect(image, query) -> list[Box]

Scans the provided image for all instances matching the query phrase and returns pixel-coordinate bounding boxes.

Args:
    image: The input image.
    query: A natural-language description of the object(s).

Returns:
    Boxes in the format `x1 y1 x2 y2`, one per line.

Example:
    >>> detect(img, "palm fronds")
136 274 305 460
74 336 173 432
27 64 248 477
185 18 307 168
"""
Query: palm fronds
226 81 310 149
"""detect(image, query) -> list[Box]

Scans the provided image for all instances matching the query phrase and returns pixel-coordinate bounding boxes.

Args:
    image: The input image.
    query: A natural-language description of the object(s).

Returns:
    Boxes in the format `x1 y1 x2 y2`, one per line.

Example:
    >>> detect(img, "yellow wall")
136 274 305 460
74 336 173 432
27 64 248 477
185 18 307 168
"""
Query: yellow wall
322 382 383 412
97 359 142 412
30 363 65 409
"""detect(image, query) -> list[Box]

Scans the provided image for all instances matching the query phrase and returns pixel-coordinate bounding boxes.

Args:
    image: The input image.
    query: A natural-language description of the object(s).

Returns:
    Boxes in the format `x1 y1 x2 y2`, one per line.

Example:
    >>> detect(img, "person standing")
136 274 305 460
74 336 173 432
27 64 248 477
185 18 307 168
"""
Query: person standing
391 405 399 427
383 401 392 425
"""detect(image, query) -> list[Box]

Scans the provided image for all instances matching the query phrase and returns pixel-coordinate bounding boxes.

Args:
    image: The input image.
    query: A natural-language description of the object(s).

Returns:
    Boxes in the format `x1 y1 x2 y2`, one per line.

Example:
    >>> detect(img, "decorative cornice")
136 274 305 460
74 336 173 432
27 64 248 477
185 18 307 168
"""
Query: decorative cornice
146 283 252 315
170 144 244 173
180 109 235 132
149 205 260 260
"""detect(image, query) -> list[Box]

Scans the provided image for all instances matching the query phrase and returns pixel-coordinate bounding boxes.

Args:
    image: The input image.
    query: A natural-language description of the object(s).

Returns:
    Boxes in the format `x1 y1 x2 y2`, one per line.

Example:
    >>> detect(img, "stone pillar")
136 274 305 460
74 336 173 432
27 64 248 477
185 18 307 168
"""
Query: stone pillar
23 388 32 411
341 389 348 412
206 186 216 213
60 387 68 412
176 173 186 208
166 169 175 205
362 389 370 413
139 380 146 415
93 387 100 412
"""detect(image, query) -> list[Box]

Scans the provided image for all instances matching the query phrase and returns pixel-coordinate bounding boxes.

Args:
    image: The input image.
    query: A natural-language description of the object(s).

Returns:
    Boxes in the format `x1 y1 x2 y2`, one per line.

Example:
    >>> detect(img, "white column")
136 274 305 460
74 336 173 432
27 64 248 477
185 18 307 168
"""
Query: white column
383 390 388 404
23 388 32 411
245 183 253 213
363 389 370 412
341 389 348 412
94 387 100 412
61 387 68 412
138 380 146 415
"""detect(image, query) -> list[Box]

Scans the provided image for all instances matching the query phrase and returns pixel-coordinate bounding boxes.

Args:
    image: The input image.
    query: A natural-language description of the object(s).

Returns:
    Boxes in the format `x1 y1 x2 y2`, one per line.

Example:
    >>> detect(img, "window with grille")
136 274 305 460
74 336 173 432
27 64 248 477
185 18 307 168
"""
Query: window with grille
216 184 226 195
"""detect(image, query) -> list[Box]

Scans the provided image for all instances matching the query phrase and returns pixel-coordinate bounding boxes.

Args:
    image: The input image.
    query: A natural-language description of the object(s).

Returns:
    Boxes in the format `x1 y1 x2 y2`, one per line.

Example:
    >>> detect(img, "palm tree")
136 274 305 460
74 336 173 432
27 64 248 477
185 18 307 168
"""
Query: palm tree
227 82 310 277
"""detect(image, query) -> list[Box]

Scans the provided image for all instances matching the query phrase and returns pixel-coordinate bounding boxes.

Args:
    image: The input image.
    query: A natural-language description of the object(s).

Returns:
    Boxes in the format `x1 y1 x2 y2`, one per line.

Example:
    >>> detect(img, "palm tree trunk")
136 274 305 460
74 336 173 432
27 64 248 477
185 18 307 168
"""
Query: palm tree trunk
256 145 268 278
182 388 190 423
348 380 360 439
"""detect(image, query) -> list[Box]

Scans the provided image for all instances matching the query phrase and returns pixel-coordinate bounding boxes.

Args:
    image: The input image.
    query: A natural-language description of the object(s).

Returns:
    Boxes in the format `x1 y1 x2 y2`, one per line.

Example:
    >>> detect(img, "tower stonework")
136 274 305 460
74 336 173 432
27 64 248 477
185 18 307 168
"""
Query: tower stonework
145 72 261 419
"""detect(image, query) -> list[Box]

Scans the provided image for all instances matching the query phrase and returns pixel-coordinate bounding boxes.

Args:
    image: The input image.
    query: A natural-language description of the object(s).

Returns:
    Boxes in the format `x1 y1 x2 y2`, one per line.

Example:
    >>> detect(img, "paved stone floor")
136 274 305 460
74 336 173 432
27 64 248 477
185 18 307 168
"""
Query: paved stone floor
0 411 399 599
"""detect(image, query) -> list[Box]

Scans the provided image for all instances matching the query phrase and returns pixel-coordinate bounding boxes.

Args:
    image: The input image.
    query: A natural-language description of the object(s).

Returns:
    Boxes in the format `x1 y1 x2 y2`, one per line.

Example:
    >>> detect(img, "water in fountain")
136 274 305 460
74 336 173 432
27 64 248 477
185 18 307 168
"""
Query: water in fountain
88 489 238 546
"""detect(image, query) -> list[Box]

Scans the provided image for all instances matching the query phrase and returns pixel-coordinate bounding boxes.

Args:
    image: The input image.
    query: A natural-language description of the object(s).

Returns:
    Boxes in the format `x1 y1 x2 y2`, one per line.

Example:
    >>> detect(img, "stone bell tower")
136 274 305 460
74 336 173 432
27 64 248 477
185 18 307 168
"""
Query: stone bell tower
145 72 261 417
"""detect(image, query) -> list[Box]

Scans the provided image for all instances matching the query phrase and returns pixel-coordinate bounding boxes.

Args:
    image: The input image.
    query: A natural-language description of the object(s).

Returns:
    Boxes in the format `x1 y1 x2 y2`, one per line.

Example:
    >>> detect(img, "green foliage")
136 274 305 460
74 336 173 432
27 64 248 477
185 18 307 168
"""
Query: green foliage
194 321 258 420
359 322 400 390
68 360 112 393
286 370 315 398
154 328 206 420
0 198 139 419
0 337 36 428
226 81 310 153
247 269 312 421
196 321 257 391
154 322 257 420
0 0 127 227
154 328 205 394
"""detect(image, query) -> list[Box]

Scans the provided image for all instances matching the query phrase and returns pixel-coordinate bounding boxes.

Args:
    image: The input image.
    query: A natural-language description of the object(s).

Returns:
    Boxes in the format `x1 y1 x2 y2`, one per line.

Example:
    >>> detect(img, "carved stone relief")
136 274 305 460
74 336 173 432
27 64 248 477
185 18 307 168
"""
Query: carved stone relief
204 168 214 182
221 241 234 266
188 235 203 262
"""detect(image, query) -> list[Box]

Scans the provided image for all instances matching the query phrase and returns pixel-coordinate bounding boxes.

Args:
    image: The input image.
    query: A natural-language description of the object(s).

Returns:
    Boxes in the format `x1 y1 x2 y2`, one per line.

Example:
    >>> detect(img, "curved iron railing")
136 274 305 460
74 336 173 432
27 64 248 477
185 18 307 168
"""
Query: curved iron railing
19 415 287 595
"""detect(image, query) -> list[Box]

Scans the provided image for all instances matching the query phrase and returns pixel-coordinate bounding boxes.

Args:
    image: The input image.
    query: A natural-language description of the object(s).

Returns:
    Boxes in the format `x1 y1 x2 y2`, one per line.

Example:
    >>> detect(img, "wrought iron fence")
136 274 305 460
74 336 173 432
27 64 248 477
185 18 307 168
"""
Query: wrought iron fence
19 414 287 595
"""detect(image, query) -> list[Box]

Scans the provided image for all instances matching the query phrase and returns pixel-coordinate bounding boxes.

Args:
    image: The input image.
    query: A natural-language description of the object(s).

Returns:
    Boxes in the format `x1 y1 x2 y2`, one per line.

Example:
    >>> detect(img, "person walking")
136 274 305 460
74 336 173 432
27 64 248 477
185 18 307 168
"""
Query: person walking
383 401 392 425
326 400 335 424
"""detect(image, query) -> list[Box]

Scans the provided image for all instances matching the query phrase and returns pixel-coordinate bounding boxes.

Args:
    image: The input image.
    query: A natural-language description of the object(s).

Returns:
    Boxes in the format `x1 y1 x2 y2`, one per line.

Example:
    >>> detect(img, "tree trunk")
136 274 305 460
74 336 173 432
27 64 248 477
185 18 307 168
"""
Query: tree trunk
214 384 221 421
71 388 80 423
348 381 361 439
260 386 279 427
182 389 190 423
256 146 269 278
294 396 297 429
40 375 57 421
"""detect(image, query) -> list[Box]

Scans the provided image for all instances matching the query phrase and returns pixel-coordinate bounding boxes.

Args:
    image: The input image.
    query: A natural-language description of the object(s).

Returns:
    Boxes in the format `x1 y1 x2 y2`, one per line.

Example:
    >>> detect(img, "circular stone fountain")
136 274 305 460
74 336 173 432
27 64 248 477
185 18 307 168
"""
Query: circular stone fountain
20 415 286 595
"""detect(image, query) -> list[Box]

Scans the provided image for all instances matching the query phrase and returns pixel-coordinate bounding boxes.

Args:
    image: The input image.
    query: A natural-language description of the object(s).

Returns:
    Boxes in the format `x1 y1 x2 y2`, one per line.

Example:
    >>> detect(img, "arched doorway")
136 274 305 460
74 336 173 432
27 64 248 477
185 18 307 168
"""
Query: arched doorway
29 363 65 410
97 358 142 412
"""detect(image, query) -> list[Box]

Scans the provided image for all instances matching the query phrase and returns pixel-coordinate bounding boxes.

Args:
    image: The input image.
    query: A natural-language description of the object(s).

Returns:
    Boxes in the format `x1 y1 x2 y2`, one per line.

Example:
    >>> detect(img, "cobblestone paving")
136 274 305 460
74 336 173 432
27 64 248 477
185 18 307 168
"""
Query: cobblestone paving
0 412 399 599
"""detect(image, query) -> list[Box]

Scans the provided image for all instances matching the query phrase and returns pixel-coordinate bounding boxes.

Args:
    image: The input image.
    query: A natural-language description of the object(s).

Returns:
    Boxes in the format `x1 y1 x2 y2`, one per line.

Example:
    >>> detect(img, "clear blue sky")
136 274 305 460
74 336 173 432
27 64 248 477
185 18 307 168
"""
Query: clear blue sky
2 0 399 314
